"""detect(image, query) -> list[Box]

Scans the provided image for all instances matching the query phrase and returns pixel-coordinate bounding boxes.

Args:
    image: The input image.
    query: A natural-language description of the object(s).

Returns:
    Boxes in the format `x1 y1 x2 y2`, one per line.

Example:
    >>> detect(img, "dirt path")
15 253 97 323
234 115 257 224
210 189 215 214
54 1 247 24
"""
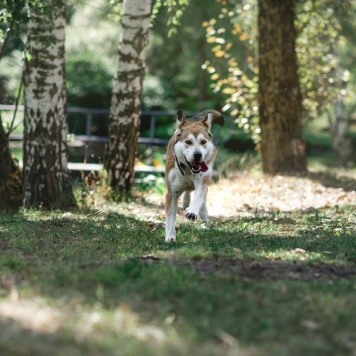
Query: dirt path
207 171 356 217
142 170 355 219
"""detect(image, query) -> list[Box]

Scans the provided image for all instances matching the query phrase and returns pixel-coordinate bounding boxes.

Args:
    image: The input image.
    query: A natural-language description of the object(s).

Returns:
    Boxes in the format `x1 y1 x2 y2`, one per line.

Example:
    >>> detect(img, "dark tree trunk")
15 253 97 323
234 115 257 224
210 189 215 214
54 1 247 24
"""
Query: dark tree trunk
0 115 22 211
23 1 75 209
258 0 307 174
105 0 152 199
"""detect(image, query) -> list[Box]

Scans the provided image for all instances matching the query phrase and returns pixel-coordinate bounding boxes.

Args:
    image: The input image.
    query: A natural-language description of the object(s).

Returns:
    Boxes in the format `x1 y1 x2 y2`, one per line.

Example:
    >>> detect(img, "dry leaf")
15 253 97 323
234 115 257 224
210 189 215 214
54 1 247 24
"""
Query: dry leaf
141 254 160 261
300 319 320 330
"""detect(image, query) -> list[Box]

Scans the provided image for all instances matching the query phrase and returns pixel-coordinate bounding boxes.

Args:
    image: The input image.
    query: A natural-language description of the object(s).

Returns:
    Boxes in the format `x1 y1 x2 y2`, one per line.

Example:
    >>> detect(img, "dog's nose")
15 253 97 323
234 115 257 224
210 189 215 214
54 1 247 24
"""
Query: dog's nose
193 152 202 162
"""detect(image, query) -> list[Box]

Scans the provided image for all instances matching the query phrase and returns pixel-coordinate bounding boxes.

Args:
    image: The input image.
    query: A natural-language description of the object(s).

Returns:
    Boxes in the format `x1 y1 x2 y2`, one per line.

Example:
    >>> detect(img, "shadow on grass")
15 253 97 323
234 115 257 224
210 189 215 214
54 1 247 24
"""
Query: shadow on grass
307 170 356 192
1 208 356 354
0 315 101 355
1 208 355 269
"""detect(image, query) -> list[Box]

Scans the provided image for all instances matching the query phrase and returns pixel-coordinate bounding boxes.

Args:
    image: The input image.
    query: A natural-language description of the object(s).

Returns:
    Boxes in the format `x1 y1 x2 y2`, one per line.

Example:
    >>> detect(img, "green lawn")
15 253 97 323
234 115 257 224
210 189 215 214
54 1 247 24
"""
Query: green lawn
2 112 356 354
1 198 356 355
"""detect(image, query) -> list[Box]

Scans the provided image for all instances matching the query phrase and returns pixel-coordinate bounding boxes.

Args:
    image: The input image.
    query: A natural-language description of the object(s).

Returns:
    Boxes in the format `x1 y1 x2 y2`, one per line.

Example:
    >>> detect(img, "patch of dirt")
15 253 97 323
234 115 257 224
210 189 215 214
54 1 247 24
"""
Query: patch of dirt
111 170 356 282
206 171 356 218
142 170 356 219
184 259 356 281
139 257 356 282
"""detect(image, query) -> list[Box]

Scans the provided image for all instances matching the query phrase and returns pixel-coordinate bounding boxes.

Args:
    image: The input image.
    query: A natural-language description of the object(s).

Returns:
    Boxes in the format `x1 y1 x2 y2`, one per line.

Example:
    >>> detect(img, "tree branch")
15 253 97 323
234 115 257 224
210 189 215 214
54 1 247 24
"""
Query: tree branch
6 71 24 137
0 19 15 61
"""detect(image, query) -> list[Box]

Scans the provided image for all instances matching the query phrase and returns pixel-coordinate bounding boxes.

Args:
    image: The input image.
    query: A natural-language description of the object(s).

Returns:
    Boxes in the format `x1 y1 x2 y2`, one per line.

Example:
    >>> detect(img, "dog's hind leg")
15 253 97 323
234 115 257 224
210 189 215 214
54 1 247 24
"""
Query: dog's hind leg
182 191 191 210
165 191 179 242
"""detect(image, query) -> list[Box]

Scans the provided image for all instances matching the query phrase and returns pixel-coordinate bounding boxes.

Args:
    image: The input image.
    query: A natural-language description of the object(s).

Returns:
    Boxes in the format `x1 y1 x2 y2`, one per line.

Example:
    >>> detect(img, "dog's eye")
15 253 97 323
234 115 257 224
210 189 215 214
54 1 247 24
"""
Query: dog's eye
185 140 192 145
201 140 207 145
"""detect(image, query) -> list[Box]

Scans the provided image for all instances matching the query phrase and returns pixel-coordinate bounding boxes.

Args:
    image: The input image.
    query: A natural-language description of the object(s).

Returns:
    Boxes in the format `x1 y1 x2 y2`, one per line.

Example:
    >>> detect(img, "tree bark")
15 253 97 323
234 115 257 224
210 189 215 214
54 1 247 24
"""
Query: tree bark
0 115 22 211
258 0 307 174
330 99 354 167
23 0 75 209
105 0 152 199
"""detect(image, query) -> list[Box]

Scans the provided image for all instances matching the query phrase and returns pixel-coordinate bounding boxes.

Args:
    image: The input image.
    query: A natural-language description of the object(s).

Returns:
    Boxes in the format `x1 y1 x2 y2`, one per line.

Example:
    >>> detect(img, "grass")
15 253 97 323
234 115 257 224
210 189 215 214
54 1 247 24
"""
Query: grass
1 113 356 354
0 200 356 355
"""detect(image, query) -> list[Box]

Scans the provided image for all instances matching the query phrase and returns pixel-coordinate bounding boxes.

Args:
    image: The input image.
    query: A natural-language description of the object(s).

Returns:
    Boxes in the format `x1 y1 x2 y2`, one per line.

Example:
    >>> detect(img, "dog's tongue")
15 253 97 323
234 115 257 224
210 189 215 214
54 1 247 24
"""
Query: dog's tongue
192 161 208 172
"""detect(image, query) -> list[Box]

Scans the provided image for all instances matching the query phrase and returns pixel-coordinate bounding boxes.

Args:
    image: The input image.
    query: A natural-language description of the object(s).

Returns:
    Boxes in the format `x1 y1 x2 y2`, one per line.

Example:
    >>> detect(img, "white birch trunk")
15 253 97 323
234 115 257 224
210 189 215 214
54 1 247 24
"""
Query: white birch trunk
105 0 152 197
330 99 354 167
23 0 74 209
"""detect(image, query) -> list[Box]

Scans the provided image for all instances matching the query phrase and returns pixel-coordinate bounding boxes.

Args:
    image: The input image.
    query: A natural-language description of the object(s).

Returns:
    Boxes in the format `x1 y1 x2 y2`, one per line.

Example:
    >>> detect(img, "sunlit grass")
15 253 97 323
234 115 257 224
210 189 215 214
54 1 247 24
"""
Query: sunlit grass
0 202 355 354
0 128 355 354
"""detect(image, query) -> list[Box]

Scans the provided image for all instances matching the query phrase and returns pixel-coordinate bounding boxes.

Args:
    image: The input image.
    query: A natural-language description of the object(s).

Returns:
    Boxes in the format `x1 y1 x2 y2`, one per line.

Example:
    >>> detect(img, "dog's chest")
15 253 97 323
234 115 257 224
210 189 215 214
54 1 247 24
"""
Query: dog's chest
168 168 202 194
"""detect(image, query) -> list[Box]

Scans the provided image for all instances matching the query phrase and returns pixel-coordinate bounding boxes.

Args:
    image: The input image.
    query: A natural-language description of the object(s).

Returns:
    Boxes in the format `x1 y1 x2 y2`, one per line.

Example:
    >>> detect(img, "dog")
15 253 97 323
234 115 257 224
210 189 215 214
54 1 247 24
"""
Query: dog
165 109 225 242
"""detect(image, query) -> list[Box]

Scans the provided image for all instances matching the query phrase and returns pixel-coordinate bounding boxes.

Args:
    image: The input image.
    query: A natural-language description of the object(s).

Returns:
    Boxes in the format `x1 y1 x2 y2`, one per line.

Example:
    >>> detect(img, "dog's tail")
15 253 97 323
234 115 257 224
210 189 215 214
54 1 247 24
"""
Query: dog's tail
188 110 225 126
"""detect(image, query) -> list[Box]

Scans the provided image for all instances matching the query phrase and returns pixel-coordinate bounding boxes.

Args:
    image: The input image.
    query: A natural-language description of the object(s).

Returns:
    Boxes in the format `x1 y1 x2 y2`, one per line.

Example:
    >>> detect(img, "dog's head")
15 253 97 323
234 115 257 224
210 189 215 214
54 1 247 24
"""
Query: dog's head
174 110 224 174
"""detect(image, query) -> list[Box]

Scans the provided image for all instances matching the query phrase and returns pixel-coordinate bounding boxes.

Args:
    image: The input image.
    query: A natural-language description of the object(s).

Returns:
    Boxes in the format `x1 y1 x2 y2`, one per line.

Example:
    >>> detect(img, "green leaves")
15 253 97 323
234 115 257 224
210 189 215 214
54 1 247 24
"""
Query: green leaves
204 0 354 143
296 0 348 122
152 0 189 37
203 0 260 142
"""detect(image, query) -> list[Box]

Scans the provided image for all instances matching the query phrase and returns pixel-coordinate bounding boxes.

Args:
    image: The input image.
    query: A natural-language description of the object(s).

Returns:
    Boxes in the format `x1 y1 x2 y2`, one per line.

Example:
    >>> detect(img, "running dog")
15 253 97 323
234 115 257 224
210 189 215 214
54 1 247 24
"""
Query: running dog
165 109 224 242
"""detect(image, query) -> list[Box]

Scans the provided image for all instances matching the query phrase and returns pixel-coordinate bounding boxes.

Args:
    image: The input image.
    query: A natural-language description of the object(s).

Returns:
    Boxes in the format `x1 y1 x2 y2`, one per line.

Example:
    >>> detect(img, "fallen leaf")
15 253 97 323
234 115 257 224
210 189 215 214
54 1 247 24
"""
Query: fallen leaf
165 313 177 325
216 329 239 348
141 254 160 261
249 261 260 269
300 319 320 330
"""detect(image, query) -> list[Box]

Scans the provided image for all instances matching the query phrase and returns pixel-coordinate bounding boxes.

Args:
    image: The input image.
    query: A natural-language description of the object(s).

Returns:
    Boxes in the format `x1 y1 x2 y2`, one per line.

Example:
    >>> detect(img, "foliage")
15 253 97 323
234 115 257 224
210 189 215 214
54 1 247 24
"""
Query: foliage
203 0 260 141
0 0 36 49
64 0 119 108
0 0 68 50
65 54 113 108
147 0 227 111
204 0 355 143
1 0 232 113
152 0 189 37
135 174 166 194
296 0 352 122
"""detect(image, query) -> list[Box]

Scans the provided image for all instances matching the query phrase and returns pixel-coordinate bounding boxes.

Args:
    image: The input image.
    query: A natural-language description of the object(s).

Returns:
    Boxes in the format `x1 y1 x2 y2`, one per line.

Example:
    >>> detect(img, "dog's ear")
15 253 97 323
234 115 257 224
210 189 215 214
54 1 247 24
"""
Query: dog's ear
200 110 225 129
202 111 213 129
176 110 185 128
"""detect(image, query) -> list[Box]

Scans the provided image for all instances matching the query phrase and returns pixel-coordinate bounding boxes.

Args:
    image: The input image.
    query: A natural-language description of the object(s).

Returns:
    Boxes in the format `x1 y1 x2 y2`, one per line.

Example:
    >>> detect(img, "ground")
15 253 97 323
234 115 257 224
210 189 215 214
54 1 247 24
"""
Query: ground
1 168 356 355
131 169 356 281
131 169 355 218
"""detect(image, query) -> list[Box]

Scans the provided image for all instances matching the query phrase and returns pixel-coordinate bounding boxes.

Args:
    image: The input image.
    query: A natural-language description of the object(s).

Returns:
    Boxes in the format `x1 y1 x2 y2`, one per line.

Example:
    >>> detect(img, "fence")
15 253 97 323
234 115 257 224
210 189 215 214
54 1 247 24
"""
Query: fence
2 105 223 173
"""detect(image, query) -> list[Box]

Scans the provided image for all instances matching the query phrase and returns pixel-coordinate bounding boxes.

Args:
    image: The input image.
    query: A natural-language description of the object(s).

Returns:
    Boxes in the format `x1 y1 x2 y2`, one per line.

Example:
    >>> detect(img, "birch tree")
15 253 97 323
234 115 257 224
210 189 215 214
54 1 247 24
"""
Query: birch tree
105 0 152 199
23 0 75 209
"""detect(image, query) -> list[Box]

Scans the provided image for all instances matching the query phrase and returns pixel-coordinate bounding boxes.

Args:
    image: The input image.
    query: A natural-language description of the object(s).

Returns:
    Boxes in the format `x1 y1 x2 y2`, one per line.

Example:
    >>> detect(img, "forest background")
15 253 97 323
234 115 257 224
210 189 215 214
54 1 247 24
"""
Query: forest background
1 0 355 168
1 1 356 354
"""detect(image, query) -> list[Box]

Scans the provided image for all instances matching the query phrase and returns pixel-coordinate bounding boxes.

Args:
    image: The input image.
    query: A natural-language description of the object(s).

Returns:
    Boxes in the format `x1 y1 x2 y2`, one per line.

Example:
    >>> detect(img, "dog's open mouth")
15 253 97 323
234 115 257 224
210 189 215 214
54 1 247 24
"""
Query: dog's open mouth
185 158 209 174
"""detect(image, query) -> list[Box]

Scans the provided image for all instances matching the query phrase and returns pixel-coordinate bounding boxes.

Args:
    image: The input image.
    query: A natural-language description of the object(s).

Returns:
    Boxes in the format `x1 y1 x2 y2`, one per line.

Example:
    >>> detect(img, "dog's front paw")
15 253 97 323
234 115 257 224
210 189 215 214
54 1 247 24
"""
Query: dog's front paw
165 236 176 243
185 212 198 221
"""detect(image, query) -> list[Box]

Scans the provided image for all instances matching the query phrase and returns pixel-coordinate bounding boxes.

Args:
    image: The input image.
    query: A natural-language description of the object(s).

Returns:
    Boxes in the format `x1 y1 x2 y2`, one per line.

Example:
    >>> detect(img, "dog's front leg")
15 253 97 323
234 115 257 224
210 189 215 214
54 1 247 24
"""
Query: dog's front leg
199 201 208 222
165 191 179 242
185 178 209 221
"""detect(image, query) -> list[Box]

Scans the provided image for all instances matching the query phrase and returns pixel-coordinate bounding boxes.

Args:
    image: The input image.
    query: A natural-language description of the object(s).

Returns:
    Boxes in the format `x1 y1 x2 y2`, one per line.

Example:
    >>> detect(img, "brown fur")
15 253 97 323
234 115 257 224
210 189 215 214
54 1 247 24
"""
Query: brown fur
164 110 224 242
